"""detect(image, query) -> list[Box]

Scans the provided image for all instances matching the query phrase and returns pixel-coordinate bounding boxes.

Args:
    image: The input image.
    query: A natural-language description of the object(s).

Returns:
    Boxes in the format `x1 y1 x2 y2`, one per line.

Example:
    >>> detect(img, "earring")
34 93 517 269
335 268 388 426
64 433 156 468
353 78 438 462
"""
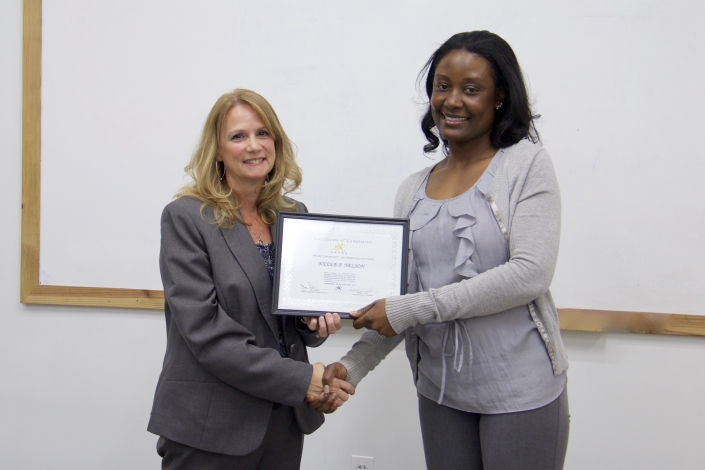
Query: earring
216 161 224 180
495 102 503 110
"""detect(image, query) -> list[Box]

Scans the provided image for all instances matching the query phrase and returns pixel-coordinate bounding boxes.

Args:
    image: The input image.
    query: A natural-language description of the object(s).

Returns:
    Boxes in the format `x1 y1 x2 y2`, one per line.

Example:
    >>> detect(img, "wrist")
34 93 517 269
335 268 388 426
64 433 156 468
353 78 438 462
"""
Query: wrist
335 362 348 380
305 362 323 402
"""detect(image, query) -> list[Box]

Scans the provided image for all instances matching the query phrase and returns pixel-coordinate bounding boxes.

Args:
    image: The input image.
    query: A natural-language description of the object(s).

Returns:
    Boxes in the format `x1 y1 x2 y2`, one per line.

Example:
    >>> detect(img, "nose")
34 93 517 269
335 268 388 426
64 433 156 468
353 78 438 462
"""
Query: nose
245 134 262 152
445 88 462 110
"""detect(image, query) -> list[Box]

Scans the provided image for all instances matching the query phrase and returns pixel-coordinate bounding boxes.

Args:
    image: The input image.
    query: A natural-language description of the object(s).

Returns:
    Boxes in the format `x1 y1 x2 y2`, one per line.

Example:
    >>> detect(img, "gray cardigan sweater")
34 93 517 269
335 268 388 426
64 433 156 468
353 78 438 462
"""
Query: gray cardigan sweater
339 140 568 387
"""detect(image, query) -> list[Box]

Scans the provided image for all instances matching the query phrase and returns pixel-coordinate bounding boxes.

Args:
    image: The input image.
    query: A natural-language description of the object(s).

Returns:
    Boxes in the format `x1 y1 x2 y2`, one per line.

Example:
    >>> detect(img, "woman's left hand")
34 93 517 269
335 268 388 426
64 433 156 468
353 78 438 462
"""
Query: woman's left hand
350 299 396 337
302 313 342 338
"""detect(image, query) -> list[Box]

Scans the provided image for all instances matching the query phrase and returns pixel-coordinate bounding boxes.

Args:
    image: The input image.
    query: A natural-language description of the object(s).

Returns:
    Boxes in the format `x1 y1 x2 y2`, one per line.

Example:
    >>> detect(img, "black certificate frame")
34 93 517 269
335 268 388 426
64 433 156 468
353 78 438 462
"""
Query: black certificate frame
272 212 410 318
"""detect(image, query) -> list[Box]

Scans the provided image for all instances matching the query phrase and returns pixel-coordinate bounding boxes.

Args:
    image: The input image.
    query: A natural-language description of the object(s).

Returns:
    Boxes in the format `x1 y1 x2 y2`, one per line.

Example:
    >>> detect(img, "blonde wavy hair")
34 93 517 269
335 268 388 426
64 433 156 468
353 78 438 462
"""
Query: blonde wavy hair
177 89 302 228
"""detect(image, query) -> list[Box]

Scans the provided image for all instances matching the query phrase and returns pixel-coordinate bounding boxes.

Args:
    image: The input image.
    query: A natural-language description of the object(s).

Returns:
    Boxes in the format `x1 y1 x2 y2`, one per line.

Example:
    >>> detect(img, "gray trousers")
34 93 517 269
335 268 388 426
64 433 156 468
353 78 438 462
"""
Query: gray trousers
157 406 304 470
418 387 569 470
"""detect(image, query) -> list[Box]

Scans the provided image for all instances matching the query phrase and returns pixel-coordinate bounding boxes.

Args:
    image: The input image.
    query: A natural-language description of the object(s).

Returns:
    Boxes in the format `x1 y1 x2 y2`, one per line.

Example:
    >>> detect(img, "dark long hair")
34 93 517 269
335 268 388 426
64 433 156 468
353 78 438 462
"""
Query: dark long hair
419 31 540 153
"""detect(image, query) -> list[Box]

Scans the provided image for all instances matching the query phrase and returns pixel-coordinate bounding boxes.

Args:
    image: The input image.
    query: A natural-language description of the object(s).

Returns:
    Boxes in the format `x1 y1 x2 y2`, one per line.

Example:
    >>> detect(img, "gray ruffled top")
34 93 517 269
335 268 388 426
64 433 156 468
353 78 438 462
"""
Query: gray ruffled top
409 150 566 413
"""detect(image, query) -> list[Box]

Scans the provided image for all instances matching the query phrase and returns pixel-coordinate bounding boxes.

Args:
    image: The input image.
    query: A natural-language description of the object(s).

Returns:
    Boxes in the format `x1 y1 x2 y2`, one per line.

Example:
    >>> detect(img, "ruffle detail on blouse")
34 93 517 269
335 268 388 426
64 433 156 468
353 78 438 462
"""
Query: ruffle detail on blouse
446 150 503 278
409 150 504 281
447 195 479 278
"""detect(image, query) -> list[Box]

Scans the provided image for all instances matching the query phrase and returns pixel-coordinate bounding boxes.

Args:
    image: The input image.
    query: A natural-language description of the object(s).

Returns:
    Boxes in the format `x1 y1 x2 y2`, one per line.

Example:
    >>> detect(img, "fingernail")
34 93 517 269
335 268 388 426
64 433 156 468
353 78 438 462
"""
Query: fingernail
324 385 330 394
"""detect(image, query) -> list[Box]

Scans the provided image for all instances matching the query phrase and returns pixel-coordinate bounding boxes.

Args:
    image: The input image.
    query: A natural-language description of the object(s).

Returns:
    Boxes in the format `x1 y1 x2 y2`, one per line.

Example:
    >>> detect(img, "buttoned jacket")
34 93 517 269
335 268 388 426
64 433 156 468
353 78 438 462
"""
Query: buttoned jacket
148 196 324 456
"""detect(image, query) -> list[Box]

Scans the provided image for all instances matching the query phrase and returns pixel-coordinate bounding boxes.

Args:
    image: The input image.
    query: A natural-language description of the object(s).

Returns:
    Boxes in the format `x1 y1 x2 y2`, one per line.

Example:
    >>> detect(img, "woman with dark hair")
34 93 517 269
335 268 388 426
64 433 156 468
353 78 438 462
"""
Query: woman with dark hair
314 31 569 469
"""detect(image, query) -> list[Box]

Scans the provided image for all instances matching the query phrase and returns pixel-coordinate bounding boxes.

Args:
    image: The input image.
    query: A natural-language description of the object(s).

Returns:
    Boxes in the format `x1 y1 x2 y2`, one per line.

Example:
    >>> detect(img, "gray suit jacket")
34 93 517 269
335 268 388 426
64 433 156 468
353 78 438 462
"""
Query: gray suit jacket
148 196 325 456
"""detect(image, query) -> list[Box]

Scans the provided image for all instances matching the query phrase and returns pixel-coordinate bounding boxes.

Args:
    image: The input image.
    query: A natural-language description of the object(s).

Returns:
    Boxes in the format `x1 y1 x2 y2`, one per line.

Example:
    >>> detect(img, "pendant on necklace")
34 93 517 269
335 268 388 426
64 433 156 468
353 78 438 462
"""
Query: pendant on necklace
257 238 264 246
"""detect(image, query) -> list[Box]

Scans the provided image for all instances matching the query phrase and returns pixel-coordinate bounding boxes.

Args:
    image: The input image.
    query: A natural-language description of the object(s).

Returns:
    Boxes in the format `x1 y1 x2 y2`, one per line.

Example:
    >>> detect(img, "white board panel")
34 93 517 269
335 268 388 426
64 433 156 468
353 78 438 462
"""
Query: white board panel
39 0 705 315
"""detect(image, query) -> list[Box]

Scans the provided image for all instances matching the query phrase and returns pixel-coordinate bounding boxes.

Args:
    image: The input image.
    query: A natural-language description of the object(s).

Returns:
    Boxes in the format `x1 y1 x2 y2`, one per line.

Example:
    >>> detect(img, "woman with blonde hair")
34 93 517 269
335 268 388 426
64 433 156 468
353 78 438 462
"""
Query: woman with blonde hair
148 89 352 470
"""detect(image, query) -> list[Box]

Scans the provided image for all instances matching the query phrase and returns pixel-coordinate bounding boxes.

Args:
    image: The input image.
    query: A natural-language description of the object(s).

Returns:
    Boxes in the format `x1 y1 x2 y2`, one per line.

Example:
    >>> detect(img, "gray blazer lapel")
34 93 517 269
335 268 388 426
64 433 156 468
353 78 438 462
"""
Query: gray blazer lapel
220 223 279 340
271 216 280 251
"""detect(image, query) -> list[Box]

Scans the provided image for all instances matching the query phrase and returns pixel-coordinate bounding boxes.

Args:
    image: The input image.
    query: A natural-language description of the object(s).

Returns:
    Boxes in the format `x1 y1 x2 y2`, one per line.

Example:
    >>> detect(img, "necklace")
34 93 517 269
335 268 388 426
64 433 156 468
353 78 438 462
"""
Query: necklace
246 224 265 246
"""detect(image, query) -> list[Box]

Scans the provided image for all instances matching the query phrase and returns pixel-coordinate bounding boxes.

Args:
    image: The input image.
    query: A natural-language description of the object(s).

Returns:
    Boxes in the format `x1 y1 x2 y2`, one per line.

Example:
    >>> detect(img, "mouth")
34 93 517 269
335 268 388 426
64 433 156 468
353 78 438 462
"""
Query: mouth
243 157 266 165
442 113 469 125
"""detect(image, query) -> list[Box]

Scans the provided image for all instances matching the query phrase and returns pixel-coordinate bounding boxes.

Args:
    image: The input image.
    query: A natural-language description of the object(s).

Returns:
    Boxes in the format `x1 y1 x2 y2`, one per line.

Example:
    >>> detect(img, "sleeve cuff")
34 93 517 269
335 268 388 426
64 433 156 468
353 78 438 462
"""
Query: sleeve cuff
338 358 363 387
338 331 405 387
386 292 438 334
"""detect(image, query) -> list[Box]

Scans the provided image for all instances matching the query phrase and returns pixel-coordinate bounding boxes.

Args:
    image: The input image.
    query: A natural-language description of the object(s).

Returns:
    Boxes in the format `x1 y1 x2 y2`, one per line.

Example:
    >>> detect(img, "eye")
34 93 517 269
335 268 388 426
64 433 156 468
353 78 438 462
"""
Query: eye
257 129 270 137
464 86 479 94
230 133 244 141
435 83 449 91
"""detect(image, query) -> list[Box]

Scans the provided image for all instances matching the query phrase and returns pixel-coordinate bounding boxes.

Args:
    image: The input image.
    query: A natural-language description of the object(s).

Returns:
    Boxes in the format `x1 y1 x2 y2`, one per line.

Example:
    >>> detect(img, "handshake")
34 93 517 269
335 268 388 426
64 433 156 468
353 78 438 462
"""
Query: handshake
305 362 355 414
301 299 397 413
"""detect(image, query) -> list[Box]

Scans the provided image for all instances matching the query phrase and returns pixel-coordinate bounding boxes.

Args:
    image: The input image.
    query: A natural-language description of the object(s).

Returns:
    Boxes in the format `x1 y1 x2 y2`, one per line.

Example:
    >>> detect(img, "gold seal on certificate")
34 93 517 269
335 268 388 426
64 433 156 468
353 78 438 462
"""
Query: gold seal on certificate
272 212 410 317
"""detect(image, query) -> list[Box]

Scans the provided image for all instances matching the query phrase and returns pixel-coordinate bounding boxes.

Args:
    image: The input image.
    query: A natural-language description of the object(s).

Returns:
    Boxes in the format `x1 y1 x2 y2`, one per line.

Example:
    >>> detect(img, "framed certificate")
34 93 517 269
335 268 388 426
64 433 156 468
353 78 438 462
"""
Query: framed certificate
272 212 409 318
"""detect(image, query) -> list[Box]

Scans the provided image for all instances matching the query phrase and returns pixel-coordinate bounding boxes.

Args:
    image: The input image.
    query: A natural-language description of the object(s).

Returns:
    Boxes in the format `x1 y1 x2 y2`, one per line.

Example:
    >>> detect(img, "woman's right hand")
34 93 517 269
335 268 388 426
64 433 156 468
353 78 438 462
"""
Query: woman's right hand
302 313 342 338
305 362 326 400
350 299 396 337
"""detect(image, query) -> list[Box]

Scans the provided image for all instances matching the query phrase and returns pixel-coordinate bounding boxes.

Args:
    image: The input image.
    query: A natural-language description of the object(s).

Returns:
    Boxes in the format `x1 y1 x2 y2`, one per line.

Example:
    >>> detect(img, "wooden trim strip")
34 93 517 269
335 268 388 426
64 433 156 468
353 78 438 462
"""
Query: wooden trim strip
19 0 705 338
559 309 705 337
20 0 42 302
20 280 705 337
22 285 164 310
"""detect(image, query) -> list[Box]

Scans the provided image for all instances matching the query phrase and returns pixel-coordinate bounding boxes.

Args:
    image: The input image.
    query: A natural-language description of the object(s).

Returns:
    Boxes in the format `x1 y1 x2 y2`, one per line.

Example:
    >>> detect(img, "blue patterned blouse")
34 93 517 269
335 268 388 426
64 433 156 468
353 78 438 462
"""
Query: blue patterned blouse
256 242 288 358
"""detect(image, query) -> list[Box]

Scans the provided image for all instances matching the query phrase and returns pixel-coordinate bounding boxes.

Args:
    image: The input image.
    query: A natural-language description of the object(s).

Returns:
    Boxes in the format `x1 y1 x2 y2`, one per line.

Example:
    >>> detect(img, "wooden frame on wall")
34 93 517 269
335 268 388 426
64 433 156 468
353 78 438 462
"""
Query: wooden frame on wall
20 0 163 309
19 0 705 335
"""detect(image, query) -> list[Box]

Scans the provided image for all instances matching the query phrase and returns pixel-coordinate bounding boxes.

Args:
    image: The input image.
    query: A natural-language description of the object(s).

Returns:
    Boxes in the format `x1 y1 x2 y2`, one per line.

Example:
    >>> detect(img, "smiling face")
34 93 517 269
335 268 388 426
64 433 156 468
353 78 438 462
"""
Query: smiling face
431 50 504 149
217 103 276 191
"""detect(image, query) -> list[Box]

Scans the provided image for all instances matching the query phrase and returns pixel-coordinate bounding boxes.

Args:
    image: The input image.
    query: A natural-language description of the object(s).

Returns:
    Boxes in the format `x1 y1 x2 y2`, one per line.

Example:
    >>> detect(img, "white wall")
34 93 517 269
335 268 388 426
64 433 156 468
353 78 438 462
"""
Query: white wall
2 1 705 469
35 0 705 315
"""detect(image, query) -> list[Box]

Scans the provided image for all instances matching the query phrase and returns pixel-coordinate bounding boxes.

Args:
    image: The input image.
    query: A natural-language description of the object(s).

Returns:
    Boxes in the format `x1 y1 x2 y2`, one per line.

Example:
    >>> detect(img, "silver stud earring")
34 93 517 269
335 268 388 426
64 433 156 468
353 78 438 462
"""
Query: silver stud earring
216 161 224 180
495 102 503 110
